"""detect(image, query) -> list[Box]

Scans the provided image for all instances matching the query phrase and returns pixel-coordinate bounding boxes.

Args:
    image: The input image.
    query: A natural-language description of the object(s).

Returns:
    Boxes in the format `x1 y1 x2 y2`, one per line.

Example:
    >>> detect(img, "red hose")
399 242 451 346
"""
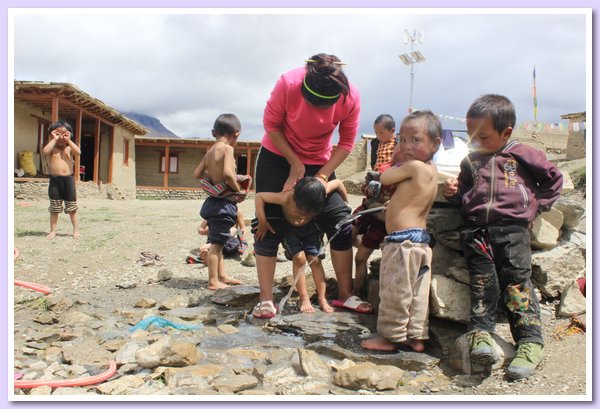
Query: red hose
14 280 52 295
14 360 117 389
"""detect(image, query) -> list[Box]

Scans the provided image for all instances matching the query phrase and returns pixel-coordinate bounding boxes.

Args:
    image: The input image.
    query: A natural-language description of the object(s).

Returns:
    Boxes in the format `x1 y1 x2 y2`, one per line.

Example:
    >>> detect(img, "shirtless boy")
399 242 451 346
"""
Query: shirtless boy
42 120 82 239
193 113 246 290
361 110 441 353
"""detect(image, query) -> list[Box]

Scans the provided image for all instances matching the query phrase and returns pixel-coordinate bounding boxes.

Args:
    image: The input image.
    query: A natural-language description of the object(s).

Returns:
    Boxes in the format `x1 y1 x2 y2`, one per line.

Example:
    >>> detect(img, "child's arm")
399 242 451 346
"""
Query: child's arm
236 209 246 233
65 136 81 156
326 179 349 202
443 156 473 203
254 192 286 240
380 161 418 186
42 130 61 156
193 155 207 179
198 219 209 235
517 149 564 212
223 146 240 192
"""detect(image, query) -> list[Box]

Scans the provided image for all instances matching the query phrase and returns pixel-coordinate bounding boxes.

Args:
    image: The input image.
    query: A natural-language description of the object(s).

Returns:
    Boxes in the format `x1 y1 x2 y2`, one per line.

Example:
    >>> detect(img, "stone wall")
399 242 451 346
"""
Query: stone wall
14 179 109 201
336 139 368 180
135 188 207 200
566 130 586 160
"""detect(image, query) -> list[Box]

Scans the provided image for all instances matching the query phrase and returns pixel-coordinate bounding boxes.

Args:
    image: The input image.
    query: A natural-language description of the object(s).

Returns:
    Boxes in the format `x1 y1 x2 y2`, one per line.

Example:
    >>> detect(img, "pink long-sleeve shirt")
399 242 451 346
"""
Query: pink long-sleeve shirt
262 67 361 165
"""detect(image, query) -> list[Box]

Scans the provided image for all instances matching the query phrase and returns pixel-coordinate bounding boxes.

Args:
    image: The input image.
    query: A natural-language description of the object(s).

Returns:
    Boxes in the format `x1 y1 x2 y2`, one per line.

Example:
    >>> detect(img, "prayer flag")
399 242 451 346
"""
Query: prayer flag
532 67 538 122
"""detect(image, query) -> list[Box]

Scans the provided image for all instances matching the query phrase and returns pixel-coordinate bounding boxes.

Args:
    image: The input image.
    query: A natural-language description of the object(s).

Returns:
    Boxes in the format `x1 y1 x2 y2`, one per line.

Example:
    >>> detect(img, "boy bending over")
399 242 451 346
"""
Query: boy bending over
444 94 562 380
362 110 441 353
253 176 348 318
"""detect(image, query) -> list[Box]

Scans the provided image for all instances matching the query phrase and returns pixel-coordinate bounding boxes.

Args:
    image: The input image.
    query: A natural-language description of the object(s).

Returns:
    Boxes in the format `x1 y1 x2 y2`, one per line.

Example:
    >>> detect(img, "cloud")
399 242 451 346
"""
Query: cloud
14 10 587 140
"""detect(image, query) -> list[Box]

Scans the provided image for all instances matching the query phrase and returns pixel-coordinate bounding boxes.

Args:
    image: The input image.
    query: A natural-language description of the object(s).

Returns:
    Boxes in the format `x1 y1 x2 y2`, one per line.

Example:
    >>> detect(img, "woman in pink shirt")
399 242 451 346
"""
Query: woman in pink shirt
252 53 372 318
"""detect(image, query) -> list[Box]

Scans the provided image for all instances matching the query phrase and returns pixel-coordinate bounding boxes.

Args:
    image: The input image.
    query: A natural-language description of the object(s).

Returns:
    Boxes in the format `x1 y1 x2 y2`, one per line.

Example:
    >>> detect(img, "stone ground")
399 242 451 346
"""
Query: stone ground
12 182 588 397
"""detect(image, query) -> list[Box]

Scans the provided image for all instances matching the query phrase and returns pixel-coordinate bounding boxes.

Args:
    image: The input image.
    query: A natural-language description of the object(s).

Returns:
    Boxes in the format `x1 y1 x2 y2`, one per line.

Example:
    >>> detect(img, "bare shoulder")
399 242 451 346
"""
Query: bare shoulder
401 159 433 173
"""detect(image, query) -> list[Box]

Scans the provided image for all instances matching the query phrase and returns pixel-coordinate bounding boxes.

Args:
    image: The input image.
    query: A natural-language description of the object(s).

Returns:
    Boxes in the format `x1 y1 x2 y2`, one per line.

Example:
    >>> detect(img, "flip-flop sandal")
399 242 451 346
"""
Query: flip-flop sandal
252 301 277 319
332 295 373 314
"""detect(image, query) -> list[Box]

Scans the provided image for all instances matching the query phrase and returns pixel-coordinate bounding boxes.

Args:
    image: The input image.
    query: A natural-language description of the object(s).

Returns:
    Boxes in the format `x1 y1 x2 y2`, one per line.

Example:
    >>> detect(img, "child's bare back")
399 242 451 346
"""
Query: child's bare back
204 141 234 185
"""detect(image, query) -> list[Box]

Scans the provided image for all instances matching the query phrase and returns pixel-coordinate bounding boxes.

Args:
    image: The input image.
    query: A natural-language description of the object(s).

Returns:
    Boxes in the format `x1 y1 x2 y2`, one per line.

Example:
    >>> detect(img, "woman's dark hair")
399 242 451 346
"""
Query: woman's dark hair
213 113 241 137
293 176 327 215
48 119 73 137
467 94 516 133
301 53 350 107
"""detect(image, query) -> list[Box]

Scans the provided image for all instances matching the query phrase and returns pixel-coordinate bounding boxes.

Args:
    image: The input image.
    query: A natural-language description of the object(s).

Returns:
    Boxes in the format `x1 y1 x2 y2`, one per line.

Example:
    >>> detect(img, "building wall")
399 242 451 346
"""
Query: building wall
336 138 368 179
566 130 586 160
110 127 138 199
135 145 206 188
14 100 49 173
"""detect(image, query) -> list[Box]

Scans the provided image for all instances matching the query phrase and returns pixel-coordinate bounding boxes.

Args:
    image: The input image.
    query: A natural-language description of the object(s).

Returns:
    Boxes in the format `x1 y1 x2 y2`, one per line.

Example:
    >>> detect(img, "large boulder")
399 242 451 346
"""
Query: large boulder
429 274 470 323
531 242 586 298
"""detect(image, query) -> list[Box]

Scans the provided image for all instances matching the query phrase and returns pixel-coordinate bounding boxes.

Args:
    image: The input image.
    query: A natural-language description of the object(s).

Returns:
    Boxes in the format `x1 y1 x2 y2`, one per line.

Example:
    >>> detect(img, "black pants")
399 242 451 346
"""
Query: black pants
461 224 543 346
253 147 352 255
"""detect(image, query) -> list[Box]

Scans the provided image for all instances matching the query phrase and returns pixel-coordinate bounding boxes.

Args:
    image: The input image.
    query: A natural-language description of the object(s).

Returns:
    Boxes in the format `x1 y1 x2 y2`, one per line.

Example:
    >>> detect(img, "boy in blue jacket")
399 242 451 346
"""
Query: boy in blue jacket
444 94 563 380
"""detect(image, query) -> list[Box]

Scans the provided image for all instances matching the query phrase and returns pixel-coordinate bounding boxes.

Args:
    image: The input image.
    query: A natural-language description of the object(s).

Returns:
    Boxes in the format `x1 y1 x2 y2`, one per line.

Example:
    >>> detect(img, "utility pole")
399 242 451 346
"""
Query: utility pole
399 29 426 113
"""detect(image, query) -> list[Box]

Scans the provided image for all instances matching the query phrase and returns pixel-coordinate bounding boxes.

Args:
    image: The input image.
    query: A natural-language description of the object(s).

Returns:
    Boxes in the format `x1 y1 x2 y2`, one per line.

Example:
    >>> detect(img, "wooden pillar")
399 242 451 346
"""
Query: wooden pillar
51 95 59 122
74 109 82 183
246 146 252 176
163 144 170 188
108 127 114 183
93 119 100 183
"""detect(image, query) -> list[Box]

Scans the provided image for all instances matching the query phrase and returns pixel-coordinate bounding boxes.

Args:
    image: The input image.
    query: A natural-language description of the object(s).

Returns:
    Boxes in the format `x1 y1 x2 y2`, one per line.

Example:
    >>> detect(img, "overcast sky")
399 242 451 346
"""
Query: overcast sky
12 9 588 141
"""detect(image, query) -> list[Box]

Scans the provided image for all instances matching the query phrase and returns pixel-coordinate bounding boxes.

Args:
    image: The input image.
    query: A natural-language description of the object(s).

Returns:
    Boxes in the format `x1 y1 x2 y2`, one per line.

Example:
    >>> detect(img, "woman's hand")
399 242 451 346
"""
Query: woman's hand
283 160 305 191
254 219 275 241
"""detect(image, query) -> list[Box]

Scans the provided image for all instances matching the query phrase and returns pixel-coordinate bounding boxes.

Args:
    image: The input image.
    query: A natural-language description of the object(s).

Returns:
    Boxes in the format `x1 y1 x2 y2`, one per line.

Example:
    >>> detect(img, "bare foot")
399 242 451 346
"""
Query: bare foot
208 281 230 290
73 231 80 239
403 339 426 352
219 276 242 285
299 298 315 313
319 298 334 313
47 232 56 240
361 336 399 351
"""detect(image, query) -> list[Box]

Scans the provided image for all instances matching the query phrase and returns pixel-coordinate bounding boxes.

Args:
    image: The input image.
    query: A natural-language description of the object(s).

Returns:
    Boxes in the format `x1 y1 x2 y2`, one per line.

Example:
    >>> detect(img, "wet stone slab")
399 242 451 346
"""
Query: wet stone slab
261 311 439 372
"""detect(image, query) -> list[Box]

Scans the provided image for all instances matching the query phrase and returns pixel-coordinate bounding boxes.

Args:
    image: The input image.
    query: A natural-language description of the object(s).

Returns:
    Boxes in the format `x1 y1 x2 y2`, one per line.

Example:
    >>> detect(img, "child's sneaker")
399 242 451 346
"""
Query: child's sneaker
468 330 499 366
506 342 544 380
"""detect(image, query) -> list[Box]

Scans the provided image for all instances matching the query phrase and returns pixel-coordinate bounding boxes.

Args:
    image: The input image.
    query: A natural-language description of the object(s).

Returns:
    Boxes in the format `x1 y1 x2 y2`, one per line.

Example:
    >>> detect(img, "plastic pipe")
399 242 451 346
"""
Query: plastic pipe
14 360 117 389
14 280 52 295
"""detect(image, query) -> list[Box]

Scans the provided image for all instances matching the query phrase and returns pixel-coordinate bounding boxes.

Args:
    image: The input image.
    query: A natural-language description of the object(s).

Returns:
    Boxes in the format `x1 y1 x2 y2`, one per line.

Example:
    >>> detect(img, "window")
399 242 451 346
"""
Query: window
159 152 179 174
123 140 130 166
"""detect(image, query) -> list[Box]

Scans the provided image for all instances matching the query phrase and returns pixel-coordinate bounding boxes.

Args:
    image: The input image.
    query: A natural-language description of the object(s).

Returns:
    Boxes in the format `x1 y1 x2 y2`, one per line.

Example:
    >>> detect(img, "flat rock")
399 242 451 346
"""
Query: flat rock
333 362 404 391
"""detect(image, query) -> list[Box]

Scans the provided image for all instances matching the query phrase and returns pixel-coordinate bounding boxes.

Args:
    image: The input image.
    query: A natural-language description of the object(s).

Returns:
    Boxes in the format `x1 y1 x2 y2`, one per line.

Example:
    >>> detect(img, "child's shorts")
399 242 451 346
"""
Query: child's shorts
48 175 77 214
200 197 238 245
282 222 322 260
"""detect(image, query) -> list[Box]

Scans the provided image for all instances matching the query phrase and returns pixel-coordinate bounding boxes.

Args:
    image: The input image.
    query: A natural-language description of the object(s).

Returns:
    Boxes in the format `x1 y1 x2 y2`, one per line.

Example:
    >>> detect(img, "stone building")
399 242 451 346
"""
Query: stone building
561 112 586 160
13 81 147 199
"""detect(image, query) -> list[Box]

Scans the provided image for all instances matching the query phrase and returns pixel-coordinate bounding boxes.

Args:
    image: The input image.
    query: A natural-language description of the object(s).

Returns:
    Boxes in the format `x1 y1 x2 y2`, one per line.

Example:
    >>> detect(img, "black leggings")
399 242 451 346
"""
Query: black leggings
254 147 352 252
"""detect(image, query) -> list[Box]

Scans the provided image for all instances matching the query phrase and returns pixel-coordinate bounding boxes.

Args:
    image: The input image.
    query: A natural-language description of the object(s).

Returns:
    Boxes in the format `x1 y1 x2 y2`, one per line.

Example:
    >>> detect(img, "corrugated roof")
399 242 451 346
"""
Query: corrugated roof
14 81 147 135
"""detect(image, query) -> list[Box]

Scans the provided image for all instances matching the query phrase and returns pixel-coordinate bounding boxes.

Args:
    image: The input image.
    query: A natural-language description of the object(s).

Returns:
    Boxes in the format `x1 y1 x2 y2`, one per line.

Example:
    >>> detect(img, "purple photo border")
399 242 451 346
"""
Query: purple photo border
2 1 596 407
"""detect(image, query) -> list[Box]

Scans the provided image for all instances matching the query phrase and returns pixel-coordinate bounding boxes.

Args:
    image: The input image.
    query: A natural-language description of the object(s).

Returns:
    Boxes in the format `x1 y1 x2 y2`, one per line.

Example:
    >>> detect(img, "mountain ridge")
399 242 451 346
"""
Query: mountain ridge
122 112 179 138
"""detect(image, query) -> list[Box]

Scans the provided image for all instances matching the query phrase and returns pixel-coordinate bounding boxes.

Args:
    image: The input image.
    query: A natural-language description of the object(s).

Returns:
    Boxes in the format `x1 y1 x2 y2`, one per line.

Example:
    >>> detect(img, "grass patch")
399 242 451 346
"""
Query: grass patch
29 297 49 311
15 229 46 237
82 231 117 250
571 168 586 191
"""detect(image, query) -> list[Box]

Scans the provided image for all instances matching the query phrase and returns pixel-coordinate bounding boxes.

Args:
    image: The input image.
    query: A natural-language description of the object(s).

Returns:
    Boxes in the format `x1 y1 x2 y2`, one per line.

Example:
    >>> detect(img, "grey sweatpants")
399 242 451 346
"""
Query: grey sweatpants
377 240 432 343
